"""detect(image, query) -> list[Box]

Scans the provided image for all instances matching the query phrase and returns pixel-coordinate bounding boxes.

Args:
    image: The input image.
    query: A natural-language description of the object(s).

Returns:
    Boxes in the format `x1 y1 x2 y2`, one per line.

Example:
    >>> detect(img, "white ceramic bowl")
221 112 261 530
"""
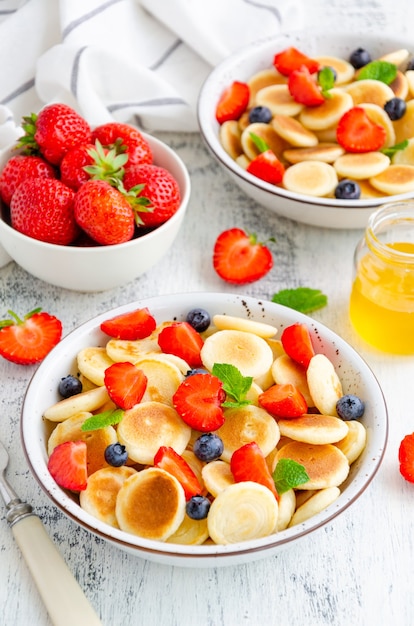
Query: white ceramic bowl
21 292 388 568
0 133 190 291
198 31 414 229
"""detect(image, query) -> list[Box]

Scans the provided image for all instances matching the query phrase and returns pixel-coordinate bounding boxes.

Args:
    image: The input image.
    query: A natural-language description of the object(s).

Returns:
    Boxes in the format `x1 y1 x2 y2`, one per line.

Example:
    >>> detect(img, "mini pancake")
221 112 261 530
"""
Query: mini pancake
47 411 118 475
219 120 243 159
115 467 186 541
212 314 277 338
314 55 355 84
369 164 414 194
307 354 343 416
392 137 414 165
390 70 409 100
282 161 338 197
43 385 110 423
277 413 349 445
79 466 136 527
283 143 344 164
117 401 191 465
299 89 353 130
271 114 318 147
166 514 209 545
207 481 278 545
236 154 250 169
200 329 274 380
357 179 385 199
314 125 338 143
201 460 235 497
105 321 174 363
77 347 115 387
358 103 396 148
237 111 250 132
335 420 367 464
275 441 350 489
288 486 341 527
271 354 313 406
245 381 265 406
406 71 414 98
345 78 395 107
379 48 410 67
393 99 414 144
216 404 280 463
276 489 296 531
133 356 184 406
182 449 206 492
265 338 286 360
333 151 390 179
241 122 287 160
247 67 287 107
255 84 304 117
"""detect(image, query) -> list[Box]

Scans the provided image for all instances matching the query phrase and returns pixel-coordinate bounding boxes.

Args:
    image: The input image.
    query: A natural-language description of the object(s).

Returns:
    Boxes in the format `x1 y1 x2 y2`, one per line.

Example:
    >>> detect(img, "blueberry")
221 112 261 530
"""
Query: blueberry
334 179 361 200
384 97 407 121
248 106 272 124
186 368 210 377
336 394 365 420
186 308 211 332
58 375 83 398
186 495 211 520
193 433 224 462
349 48 372 69
104 443 128 466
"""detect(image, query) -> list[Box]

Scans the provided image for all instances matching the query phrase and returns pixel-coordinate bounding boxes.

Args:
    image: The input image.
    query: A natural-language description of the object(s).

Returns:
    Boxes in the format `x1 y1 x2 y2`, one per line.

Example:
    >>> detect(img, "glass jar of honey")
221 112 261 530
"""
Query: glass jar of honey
349 201 414 354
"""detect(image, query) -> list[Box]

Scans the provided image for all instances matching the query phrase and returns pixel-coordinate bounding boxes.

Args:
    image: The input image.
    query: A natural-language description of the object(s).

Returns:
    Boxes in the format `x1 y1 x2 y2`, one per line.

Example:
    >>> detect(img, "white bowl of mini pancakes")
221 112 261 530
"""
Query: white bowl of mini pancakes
198 31 414 229
21 293 388 567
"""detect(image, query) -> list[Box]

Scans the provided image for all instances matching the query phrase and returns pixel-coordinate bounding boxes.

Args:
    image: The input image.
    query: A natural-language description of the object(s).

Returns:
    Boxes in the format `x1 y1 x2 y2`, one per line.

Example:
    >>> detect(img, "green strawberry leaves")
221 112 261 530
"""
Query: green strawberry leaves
273 458 309 494
212 363 253 408
272 287 328 314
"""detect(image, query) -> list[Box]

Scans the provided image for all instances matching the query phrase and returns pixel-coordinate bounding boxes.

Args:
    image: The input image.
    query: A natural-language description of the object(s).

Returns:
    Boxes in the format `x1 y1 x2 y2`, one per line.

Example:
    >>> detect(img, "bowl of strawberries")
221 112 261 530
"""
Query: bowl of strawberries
198 31 414 228
0 104 190 291
21 292 388 567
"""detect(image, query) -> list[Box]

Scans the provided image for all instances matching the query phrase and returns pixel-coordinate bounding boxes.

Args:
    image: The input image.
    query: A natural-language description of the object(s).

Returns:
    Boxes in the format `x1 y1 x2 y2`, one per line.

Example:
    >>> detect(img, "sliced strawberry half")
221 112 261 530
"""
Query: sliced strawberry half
259 383 308 418
154 446 202 500
158 321 204 367
399 433 414 483
213 228 273 285
100 307 157 340
288 65 325 106
104 361 147 410
0 309 62 365
280 323 315 369
230 442 278 499
47 440 88 492
172 372 226 432
215 81 250 124
273 47 320 76
246 149 285 184
336 107 386 153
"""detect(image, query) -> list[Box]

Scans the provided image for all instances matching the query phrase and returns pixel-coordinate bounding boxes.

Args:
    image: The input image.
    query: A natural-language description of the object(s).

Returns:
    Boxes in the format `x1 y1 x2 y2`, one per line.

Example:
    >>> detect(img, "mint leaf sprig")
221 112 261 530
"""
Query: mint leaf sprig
272 287 328 314
212 363 253 408
357 60 397 85
317 66 335 98
81 408 124 432
381 139 409 158
273 458 309 494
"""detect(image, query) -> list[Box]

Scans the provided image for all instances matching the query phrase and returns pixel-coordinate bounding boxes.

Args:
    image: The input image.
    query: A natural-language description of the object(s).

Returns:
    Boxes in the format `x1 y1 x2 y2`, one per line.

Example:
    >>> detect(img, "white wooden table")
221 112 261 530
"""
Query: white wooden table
2 2 414 624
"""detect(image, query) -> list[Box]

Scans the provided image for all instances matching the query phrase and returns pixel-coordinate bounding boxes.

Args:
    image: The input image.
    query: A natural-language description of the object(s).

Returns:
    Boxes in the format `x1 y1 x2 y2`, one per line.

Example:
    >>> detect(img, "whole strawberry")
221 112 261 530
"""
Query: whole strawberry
74 179 135 245
60 140 128 191
10 178 78 245
19 103 92 165
91 122 152 168
0 154 56 205
123 164 181 227
59 143 96 190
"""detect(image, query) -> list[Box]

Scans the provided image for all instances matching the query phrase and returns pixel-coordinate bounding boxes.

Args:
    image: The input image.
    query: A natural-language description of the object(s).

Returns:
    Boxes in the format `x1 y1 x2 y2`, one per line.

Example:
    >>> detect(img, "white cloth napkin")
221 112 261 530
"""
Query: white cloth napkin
0 0 303 139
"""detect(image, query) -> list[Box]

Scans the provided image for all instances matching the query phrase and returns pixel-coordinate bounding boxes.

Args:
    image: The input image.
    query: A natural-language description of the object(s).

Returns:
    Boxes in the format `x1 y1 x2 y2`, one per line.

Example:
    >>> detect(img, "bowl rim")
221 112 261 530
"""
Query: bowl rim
21 292 388 561
197 30 414 210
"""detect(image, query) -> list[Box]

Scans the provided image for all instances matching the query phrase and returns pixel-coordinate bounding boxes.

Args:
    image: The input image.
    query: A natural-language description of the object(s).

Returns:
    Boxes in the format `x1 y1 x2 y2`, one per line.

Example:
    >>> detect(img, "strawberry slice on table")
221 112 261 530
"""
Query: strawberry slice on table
336 106 386 153
246 149 285 184
158 321 204 367
213 228 273 284
280 323 315 368
0 308 62 365
259 383 308 418
273 47 320 76
172 373 226 432
399 433 414 483
100 307 157 340
47 440 88 492
230 442 278 499
104 362 147 410
215 81 250 124
288 65 325 106
154 446 202 500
